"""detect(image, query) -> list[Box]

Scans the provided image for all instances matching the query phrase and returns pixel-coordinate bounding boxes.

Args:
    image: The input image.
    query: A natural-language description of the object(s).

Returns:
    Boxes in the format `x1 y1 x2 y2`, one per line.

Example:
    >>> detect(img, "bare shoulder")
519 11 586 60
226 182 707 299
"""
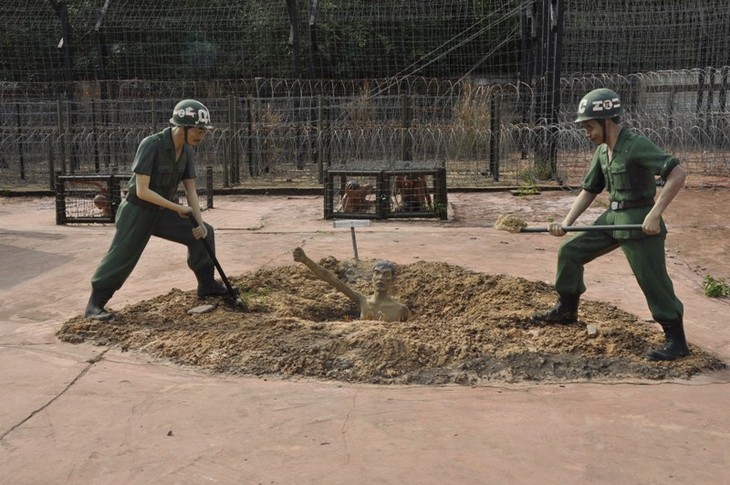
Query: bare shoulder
399 302 412 321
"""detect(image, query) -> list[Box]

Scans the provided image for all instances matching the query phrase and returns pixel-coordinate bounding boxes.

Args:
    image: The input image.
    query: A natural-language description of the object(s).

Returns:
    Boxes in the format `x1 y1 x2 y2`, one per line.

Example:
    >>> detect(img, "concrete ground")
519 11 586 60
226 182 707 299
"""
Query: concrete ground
1 192 729 485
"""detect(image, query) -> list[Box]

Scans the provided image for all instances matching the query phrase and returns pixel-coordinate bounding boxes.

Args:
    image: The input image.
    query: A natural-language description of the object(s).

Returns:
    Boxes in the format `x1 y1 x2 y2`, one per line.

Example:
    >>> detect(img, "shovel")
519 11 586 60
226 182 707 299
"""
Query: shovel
518 224 644 233
190 218 246 310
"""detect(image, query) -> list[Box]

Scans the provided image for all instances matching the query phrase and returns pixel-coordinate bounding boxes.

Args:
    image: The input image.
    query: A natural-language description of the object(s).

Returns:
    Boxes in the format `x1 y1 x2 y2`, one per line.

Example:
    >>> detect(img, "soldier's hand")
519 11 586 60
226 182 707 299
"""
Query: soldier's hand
642 213 661 235
548 222 567 237
192 224 208 240
177 206 194 218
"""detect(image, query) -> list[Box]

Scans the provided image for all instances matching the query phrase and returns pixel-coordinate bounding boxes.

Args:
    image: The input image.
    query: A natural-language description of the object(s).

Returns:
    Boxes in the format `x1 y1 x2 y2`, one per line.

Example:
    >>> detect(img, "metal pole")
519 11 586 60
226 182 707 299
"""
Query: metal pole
57 99 67 174
92 99 100 172
489 95 500 181
224 96 232 187
317 95 323 182
233 96 240 185
246 95 254 177
400 94 412 162
16 103 25 180
65 100 74 173
55 172 65 225
350 227 359 260
547 0 565 178
152 98 157 133
48 136 56 190
206 165 214 209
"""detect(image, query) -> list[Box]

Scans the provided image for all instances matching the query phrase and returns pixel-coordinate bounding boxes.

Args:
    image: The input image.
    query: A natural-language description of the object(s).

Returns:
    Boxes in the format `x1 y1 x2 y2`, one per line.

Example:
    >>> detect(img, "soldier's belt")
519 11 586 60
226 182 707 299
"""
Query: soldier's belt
609 198 654 211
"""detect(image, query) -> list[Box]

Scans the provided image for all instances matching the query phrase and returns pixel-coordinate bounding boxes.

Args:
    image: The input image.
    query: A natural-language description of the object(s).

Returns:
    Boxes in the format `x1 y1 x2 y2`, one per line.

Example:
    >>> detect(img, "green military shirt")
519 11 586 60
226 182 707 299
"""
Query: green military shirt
581 127 680 239
127 127 196 201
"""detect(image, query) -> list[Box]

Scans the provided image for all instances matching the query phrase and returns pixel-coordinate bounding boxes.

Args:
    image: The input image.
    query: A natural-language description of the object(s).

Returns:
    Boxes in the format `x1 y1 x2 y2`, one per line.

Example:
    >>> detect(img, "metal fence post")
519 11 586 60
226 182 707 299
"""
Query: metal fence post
15 103 25 180
232 96 240 185
207 165 214 209
246 95 254 177
317 95 324 182
65 100 75 173
223 95 232 187
48 135 56 190
57 99 67 175
400 93 412 162
489 94 500 181
55 172 65 225
152 98 158 133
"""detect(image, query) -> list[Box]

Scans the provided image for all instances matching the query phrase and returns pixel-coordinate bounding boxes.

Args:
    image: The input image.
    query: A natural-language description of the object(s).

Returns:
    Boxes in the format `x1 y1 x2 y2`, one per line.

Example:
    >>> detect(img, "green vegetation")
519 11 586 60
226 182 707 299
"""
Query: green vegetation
4 0 520 84
432 201 448 218
513 170 540 196
702 275 730 298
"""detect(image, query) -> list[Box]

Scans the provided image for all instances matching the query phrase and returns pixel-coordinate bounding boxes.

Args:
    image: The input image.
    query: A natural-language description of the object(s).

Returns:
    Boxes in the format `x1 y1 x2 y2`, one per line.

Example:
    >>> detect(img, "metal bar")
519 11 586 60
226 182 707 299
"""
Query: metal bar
519 224 643 233
350 227 359 260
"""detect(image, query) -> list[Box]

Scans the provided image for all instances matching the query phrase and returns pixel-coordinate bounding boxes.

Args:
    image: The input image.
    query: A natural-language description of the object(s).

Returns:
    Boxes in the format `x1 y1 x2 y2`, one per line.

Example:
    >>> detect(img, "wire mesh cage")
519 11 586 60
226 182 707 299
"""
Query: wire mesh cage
324 161 447 220
55 166 214 225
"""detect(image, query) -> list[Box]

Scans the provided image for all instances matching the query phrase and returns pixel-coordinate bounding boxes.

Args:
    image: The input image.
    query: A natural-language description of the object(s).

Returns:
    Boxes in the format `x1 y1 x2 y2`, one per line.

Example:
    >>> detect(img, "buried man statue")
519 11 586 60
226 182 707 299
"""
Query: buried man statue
293 247 411 322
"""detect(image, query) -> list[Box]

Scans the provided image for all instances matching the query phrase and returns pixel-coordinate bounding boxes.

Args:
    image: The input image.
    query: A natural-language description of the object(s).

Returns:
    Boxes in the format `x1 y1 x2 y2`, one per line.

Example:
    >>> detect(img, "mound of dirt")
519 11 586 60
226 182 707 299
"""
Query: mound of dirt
57 259 725 385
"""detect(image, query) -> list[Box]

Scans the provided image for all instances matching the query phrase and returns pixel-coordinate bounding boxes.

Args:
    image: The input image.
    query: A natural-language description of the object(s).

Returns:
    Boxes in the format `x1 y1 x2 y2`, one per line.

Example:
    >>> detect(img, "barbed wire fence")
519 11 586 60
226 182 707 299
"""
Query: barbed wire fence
1 1 728 190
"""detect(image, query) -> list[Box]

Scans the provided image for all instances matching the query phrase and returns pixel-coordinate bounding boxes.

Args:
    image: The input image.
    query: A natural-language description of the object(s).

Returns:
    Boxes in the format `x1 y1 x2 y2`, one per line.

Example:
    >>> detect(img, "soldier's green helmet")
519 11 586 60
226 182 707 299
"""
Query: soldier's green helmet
574 88 624 123
169 99 213 129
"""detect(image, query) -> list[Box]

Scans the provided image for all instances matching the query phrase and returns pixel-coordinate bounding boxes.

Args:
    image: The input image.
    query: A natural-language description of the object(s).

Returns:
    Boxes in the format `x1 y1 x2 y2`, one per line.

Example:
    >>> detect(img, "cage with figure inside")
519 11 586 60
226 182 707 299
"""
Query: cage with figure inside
324 162 447 220
55 166 214 225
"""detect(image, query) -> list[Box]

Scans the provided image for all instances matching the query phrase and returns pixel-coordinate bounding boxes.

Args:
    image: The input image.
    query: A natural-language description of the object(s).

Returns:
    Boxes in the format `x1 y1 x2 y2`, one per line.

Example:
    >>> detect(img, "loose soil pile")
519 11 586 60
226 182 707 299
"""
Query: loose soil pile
494 214 528 233
58 258 725 385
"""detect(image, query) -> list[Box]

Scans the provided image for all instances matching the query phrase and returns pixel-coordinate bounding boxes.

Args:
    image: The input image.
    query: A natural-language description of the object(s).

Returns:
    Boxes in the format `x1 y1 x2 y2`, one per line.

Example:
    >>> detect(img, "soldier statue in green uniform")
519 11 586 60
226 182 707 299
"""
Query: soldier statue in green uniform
84 99 228 321
532 88 689 361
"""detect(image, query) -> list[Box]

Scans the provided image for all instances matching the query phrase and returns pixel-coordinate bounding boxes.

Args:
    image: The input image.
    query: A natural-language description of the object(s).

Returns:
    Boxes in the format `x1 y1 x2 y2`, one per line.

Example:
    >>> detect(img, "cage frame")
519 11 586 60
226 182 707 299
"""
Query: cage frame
324 166 447 220
55 166 214 225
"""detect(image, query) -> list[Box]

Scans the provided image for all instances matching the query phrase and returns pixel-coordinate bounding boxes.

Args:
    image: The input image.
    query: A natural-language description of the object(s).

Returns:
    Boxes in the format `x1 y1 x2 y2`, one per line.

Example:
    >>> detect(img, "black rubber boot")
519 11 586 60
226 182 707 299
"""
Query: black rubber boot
84 288 115 321
531 295 579 324
646 320 690 361
195 266 229 298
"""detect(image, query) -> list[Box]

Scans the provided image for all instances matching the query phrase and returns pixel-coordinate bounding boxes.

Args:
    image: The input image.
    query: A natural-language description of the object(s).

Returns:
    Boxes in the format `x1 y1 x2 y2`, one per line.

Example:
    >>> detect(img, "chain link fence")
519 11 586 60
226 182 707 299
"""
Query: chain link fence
2 0 729 190
2 70 728 190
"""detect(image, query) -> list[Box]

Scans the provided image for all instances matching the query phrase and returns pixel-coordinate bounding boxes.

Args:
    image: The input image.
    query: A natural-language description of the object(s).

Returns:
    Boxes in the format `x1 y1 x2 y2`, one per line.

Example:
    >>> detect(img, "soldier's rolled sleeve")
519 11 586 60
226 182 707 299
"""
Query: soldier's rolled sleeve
581 152 605 193
659 156 681 181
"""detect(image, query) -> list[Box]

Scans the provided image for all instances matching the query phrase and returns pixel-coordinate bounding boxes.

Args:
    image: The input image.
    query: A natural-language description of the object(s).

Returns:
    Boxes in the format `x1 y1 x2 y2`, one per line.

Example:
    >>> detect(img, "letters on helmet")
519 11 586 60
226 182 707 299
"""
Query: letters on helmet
197 108 211 124
175 106 210 125
578 99 588 113
176 107 193 119
591 98 620 112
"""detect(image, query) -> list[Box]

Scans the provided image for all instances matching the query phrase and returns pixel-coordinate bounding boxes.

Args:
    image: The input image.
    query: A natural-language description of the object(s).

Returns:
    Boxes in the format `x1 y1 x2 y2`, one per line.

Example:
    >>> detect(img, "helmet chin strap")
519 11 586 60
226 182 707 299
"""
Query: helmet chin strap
598 119 607 144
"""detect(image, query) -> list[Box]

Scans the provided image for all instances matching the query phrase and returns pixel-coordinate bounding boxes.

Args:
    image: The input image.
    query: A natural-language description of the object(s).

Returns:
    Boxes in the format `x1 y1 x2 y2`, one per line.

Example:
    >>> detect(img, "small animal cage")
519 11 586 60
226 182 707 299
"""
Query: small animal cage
55 166 214 225
324 162 447 220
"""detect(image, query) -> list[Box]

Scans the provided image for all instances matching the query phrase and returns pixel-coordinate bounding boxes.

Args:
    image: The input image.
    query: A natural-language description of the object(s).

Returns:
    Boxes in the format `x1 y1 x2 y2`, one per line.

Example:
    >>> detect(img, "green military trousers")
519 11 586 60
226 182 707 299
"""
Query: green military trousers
91 199 216 292
554 230 683 324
